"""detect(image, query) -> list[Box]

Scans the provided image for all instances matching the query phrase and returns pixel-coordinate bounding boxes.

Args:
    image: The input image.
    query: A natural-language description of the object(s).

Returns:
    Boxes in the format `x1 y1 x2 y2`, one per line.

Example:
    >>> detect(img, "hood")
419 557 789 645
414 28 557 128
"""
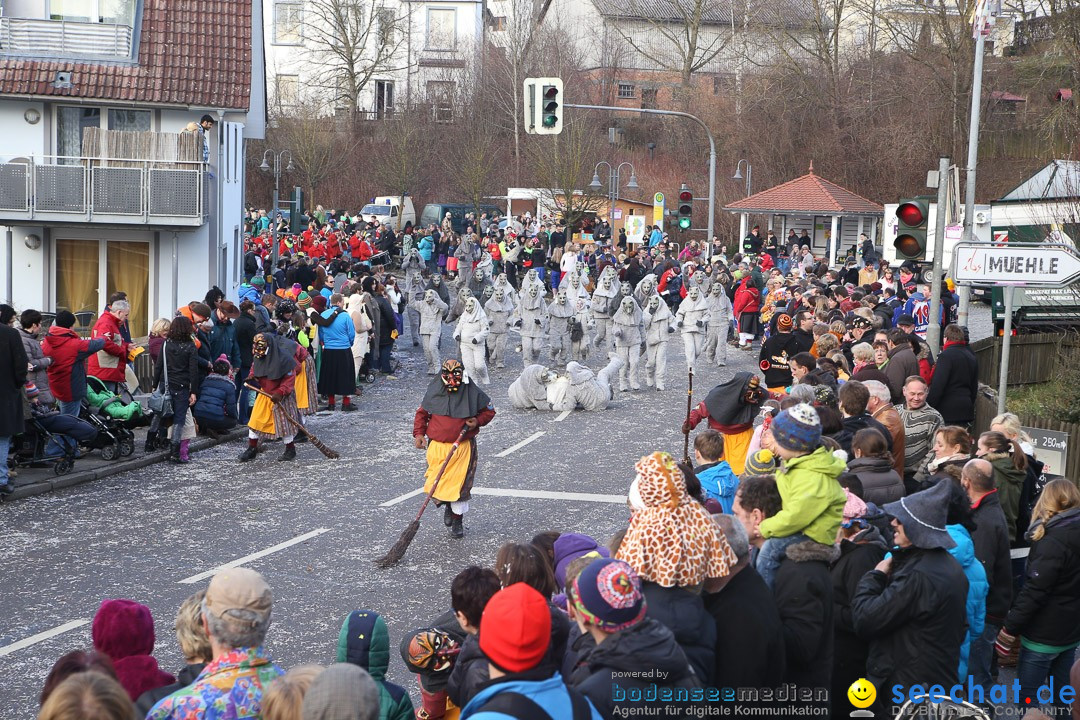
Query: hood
786 539 841 564
613 300 642 325
985 453 1026 485
783 445 849 478
644 301 672 324
43 325 81 347
92 599 155 659
582 618 693 681
337 610 391 681
485 294 516 313
548 297 575 318
111 655 176 702
460 301 488 325
566 362 596 385
552 533 609 587
592 280 620 299
679 294 709 313
843 523 889 551
946 525 977 568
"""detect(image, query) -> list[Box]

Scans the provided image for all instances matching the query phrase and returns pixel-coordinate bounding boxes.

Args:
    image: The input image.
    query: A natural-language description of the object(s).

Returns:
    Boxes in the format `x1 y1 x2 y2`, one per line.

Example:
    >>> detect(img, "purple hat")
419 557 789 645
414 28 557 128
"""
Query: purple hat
552 533 610 588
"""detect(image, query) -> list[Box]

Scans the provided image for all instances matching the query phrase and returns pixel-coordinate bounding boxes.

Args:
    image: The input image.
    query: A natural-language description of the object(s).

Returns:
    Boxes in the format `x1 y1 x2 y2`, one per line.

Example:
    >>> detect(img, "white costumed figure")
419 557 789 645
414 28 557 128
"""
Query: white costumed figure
401 250 426 347
688 268 711 296
555 356 624 411
564 265 587 305
590 270 620 352
483 286 515 369
453 296 490 384
446 285 473 324
570 296 594 363
413 289 448 374
634 274 660 310
493 273 519 309
519 280 548 364
508 364 559 410
547 290 575 366
475 251 494 282
675 285 711 371
642 295 675 390
612 296 643 392
704 281 733 367
466 268 493 298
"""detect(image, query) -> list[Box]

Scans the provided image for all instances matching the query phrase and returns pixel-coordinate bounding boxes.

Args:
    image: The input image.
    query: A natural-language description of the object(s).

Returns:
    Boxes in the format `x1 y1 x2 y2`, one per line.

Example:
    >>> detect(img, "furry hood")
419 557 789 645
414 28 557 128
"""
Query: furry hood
785 540 841 564
485 292 516 314
592 277 620 300
566 361 596 385
679 293 709 314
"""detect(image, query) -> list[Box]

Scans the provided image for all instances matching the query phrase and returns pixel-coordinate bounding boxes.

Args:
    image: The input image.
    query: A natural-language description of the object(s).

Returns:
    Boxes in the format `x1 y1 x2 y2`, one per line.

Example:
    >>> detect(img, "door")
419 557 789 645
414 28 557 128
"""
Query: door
375 80 394 119
55 238 149 337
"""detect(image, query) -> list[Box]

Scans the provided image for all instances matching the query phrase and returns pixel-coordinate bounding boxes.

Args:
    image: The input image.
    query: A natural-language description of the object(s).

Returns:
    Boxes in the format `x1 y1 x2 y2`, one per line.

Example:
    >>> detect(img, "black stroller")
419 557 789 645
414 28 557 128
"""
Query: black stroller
80 377 142 459
10 416 79 476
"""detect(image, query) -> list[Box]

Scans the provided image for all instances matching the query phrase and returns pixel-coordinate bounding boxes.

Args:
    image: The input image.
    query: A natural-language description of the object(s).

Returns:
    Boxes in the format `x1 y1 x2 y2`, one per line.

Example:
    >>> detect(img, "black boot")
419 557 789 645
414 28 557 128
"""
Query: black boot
167 443 182 463
278 444 296 461
238 445 258 462
144 435 157 453
443 504 454 527
450 514 464 539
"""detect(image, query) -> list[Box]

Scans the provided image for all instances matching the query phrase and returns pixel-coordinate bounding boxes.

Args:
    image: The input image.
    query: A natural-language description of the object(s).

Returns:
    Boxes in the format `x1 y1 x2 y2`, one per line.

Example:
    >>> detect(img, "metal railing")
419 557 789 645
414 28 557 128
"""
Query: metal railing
0 156 205 225
0 17 133 60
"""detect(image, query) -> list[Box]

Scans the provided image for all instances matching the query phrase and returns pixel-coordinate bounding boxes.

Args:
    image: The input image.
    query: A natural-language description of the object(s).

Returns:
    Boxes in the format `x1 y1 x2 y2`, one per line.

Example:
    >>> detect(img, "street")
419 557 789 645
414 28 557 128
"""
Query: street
0 302 996 718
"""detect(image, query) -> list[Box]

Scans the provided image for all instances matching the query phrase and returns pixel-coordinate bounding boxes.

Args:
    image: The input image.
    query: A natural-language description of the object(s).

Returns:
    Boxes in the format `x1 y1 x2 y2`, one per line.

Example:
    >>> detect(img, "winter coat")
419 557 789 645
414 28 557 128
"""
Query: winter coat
237 282 260 305
846 455 904 506
871 403 906 476
986 452 1026 544
927 341 979 425
1004 506 1080 647
641 581 716 682
192 374 237 421
376 296 396 345
448 633 490 709
759 332 799 388
319 307 356 350
207 314 240 368
42 327 104 403
705 565 786 689
970 490 1013 622
418 236 435 261
569 618 701 718
852 547 968 691
696 461 739 513
20 327 54 405
87 311 128 383
760 446 847 547
0 325 28 436
883 345 920 404
135 663 205 718
772 539 836 693
831 527 888 708
831 413 893 459
234 313 257 369
946 525 987 680
153 340 200 394
336 610 415 720
733 278 760 317
461 671 603 720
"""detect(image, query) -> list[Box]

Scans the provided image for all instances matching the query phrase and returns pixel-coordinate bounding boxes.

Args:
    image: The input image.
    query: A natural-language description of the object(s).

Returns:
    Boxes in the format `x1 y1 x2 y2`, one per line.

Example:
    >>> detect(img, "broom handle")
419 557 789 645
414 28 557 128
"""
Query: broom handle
414 427 469 522
683 369 693 464
245 383 308 435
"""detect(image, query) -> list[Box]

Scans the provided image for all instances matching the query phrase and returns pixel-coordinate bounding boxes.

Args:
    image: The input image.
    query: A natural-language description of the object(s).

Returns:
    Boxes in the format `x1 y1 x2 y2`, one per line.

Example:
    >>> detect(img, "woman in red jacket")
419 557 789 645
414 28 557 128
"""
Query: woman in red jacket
733 274 761 349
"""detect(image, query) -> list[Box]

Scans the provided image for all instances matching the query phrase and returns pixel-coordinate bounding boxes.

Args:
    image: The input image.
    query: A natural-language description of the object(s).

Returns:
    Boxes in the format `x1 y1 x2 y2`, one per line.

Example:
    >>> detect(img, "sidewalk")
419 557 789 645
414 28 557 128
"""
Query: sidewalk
1 427 248 502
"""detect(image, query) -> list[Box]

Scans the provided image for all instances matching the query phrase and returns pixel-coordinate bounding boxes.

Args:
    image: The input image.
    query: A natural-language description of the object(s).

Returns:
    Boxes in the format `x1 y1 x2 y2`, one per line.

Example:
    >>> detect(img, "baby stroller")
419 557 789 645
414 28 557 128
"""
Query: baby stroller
10 416 79 476
81 377 142 459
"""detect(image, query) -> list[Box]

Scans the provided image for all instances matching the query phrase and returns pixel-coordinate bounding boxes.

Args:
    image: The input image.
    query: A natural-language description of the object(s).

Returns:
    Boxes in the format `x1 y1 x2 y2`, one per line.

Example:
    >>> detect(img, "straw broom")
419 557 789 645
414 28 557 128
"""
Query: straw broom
245 384 340 459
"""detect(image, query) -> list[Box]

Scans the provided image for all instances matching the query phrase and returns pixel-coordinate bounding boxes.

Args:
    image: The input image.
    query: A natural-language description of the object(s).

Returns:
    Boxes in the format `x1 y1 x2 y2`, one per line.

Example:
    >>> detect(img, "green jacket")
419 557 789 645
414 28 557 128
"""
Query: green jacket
987 452 1025 543
86 377 144 421
337 610 415 720
760 446 847 545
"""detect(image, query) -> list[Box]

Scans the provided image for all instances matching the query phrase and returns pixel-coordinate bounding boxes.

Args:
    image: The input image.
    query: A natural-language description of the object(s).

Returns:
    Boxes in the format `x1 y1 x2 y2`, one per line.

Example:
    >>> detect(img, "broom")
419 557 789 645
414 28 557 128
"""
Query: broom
245 384 340 459
683 367 694 464
376 426 468 568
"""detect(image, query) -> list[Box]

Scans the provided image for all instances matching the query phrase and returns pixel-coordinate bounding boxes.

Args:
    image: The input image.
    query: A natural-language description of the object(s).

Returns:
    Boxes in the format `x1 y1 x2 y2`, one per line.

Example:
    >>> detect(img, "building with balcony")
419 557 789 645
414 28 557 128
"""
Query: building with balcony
0 0 266 337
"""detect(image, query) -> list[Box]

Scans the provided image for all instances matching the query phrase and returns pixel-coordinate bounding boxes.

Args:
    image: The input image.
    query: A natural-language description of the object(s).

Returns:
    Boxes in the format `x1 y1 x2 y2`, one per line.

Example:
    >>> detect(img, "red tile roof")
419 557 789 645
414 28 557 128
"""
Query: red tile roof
0 0 252 110
724 167 883 216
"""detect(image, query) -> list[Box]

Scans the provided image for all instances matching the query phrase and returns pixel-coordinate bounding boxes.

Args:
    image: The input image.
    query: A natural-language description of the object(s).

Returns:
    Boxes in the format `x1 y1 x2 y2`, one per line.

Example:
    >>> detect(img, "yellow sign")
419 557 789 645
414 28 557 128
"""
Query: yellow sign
653 192 664 227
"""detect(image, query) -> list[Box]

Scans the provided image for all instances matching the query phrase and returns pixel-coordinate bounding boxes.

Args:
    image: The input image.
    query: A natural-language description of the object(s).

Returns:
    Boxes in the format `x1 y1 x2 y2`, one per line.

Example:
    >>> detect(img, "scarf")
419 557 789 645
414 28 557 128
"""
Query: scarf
420 373 491 419
251 334 298 380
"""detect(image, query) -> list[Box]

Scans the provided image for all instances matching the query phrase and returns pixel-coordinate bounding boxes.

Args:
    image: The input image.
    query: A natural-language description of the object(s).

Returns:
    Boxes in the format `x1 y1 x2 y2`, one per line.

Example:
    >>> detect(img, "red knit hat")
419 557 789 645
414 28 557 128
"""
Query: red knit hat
478 583 551 673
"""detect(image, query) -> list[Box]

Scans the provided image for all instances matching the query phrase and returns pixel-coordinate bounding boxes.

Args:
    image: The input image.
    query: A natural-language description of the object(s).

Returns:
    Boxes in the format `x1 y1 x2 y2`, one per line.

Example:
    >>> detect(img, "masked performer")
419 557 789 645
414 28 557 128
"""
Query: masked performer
240 333 307 462
483 286 515 369
683 371 765 475
643 295 675 391
414 289 448 374
547 290 575 366
519 280 548 365
704 281 733 368
676 285 710 371
453 296 490 385
612 296 643 392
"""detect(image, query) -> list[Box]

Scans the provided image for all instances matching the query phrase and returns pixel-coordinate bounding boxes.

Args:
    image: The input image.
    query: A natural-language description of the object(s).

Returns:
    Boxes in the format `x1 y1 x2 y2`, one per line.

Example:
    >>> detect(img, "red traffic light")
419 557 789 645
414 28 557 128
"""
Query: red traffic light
679 191 692 202
896 202 925 226
544 86 559 99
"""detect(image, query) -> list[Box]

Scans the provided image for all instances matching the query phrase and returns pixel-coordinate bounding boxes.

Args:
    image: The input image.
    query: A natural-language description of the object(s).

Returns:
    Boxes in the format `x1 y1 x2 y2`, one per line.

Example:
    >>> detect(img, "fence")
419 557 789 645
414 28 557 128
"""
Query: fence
970 331 1080 387
974 386 1080 483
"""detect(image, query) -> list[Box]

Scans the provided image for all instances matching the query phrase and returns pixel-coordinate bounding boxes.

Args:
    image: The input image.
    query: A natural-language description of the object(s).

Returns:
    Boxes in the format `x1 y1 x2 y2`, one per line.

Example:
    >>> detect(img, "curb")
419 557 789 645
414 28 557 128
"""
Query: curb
2 428 249 502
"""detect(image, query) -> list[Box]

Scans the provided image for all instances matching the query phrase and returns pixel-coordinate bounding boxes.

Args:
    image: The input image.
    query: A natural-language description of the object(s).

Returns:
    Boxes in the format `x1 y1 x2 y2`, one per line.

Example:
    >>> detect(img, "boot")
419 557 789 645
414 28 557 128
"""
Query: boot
278 443 296 461
238 445 258 462
143 434 157 453
450 513 464 539
443 504 454 527
178 440 190 463
167 442 182 463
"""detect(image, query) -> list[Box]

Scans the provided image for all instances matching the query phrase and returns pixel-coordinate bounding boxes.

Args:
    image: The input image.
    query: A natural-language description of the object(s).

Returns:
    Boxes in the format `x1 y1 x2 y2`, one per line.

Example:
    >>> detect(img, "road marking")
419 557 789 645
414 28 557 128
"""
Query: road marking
0 620 89 658
473 487 627 504
554 410 572 422
494 431 545 457
380 487 425 507
178 528 331 584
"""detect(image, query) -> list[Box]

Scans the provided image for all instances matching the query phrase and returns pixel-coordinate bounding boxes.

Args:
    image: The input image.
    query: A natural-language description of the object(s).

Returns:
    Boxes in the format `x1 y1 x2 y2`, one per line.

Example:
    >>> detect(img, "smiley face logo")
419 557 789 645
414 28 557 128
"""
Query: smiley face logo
847 678 876 709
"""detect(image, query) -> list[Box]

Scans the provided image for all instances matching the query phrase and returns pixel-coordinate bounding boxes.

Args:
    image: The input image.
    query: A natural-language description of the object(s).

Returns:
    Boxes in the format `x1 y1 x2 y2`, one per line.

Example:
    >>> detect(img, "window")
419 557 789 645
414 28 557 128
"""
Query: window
617 83 635 99
274 2 303 45
427 80 455 123
276 74 300 107
377 7 396 45
426 8 456 50
375 80 395 118
49 0 135 24
107 109 150 132
641 88 658 109
57 106 100 159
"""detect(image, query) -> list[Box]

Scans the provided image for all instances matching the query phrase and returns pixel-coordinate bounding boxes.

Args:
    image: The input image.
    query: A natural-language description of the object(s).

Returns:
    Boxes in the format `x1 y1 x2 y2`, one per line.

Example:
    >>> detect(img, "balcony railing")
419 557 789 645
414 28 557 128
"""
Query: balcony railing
0 17 133 60
0 156 206 227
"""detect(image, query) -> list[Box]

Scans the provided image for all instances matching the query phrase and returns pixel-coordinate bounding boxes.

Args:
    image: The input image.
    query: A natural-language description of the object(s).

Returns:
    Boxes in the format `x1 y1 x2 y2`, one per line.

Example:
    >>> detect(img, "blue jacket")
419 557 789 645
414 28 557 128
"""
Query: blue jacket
237 283 261 305
947 524 987 679
648 228 663 247
697 461 739 513
192 374 237 420
208 315 241 367
461 673 602 720
320 307 355 350
418 236 435 261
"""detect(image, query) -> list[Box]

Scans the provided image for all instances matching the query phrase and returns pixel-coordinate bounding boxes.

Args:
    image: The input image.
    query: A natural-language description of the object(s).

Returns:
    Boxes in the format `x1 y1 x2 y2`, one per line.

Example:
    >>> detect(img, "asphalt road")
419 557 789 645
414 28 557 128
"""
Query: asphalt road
0 301 997 718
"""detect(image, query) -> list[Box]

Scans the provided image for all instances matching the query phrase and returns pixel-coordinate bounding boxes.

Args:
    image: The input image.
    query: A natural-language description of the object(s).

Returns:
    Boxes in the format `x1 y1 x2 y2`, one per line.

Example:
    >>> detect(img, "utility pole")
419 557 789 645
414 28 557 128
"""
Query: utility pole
926 157 950 354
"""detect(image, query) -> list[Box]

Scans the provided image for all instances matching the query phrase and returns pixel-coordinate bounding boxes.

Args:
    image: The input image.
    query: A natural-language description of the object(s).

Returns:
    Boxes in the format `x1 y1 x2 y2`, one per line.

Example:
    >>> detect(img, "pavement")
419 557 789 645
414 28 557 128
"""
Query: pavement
0 301 997 718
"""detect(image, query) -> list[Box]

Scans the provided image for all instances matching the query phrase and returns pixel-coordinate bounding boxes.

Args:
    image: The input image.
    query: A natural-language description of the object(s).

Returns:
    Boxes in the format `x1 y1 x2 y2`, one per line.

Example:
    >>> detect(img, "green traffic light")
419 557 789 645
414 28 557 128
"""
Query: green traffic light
678 217 691 229
543 115 557 127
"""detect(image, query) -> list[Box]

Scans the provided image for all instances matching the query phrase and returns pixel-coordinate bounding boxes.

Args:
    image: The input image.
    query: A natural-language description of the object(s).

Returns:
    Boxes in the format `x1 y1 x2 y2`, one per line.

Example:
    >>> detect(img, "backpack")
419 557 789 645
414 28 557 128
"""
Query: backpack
478 689 592 720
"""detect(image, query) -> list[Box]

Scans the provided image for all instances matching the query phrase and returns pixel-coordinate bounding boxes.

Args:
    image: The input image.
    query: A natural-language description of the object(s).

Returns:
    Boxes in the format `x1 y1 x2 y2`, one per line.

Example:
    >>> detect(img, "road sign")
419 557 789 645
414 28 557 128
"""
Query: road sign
1023 426 1068 476
952 242 1080 286
653 192 664 227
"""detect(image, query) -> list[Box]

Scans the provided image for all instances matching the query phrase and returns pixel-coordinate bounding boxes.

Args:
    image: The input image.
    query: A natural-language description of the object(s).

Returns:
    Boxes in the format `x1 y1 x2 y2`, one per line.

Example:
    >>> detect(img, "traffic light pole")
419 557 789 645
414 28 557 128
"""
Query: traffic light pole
958 8 989 328
927 156 950 355
565 103 716 261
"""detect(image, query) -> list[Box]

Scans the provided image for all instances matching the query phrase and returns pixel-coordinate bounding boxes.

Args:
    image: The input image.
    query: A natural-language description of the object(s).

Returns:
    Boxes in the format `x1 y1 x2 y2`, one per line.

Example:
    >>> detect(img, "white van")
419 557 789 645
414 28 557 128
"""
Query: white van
360 196 416 232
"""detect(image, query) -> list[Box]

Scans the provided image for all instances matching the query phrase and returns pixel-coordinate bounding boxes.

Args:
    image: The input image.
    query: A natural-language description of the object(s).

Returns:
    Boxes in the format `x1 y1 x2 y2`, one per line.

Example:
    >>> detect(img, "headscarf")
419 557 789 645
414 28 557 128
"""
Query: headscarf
702 371 764 426
420 359 492 419
251 332 298 380
616 452 736 587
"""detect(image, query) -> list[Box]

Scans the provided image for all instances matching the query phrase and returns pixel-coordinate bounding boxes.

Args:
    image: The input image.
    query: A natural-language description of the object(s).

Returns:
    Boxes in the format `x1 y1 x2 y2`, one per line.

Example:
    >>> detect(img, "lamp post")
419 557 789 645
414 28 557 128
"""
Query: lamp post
733 159 752 240
589 161 638 243
260 148 294 274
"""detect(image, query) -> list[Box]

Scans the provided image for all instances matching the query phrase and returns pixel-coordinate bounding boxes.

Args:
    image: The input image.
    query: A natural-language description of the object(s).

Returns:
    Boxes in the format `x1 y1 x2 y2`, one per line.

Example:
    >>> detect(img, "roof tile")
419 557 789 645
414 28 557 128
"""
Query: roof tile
724 170 883 215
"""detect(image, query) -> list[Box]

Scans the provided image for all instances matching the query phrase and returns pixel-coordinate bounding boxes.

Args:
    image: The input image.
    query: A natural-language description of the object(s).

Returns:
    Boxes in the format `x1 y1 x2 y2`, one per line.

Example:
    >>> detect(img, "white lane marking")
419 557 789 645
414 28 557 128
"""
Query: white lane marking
473 487 627 504
554 410 572 422
494 431 546 457
380 487 425 507
0 620 89 658
178 528 331 584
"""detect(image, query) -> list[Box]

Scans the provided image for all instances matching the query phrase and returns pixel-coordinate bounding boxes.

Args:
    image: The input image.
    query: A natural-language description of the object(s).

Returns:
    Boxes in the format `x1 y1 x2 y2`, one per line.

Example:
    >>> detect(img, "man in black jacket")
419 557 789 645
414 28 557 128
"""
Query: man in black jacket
927 323 978 427
790 310 815 354
852 480 968 714
833 381 893 457
962 458 1013 693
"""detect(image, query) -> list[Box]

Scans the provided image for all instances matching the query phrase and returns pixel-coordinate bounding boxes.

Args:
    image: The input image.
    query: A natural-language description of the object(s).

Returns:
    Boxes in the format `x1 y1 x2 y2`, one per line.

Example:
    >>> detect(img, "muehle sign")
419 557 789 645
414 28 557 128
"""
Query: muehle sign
953 243 1080 286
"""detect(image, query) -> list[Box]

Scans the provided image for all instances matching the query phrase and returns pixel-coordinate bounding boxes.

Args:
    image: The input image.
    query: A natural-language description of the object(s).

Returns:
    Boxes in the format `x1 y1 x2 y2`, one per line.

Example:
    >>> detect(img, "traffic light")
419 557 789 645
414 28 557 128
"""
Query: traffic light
677 185 693 230
523 77 563 135
289 186 304 234
894 197 929 260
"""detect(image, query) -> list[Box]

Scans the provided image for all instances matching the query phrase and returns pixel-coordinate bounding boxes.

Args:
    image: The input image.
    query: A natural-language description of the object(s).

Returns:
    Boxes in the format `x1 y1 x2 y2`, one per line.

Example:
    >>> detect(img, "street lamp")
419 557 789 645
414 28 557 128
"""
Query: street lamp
590 161 638 236
733 159 751 198
261 148 294 271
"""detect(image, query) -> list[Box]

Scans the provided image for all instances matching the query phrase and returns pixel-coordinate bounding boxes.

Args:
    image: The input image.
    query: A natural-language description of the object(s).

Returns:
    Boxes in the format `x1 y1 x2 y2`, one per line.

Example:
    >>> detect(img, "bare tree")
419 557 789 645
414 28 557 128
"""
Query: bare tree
267 107 358 205
529 117 607 228
371 111 428 216
442 115 508 216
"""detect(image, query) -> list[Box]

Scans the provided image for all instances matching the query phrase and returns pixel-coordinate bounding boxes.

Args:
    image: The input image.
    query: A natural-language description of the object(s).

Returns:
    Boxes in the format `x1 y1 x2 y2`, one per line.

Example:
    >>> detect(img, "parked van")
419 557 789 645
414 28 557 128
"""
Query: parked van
419 203 502 235
360 196 416 231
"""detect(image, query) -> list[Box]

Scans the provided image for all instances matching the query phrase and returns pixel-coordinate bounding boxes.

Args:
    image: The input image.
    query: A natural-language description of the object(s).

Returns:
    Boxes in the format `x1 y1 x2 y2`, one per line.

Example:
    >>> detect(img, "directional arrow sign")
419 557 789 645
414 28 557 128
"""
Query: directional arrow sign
952 242 1080 287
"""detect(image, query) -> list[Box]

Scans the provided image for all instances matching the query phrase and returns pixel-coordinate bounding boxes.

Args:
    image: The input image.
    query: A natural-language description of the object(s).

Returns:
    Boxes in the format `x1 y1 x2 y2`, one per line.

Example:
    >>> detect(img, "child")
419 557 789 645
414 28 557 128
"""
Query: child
694 430 739 513
445 566 501 709
336 610 414 720
756 403 847 589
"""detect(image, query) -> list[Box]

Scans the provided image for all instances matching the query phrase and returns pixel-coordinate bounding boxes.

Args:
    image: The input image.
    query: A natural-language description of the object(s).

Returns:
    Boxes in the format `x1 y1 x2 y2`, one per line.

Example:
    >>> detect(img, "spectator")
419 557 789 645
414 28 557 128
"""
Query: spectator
40 651 118 706
148 318 171 365
787 352 815 384
896 376 943 493
927 324 978 427
0 303 28 495
90 599 175 702
208 301 241 370
446 567 502 709
42 310 105 418
152 315 201 464
301 663 380 720
106 291 133 344
234 301 258 423
263 665 323 720
882 328 919 404
942 477 987 683
833 381 892 458
335 610 414 720
37 672 134 720
846 428 904 505
693 430 739 513
790 311 815 354
977 431 1027 545
87 299 131 393
192 357 238 437
849 342 889 386
135 592 213 716
863 379 905 476
19 310 54 407
147 568 284 719
492 543 571 671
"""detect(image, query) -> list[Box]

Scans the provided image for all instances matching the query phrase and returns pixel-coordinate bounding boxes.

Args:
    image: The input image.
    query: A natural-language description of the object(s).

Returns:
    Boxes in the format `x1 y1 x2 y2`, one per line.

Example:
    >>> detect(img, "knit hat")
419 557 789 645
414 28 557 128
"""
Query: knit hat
24 381 39 399
311 295 327 313
301 663 378 720
553 533 610 589
744 449 776 476
617 452 736 588
775 314 793 332
92 599 156 659
296 291 312 310
883 478 956 551
770 403 822 453
842 489 868 522
570 558 647 633
250 276 265 287
478 583 551 673
812 384 837 408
